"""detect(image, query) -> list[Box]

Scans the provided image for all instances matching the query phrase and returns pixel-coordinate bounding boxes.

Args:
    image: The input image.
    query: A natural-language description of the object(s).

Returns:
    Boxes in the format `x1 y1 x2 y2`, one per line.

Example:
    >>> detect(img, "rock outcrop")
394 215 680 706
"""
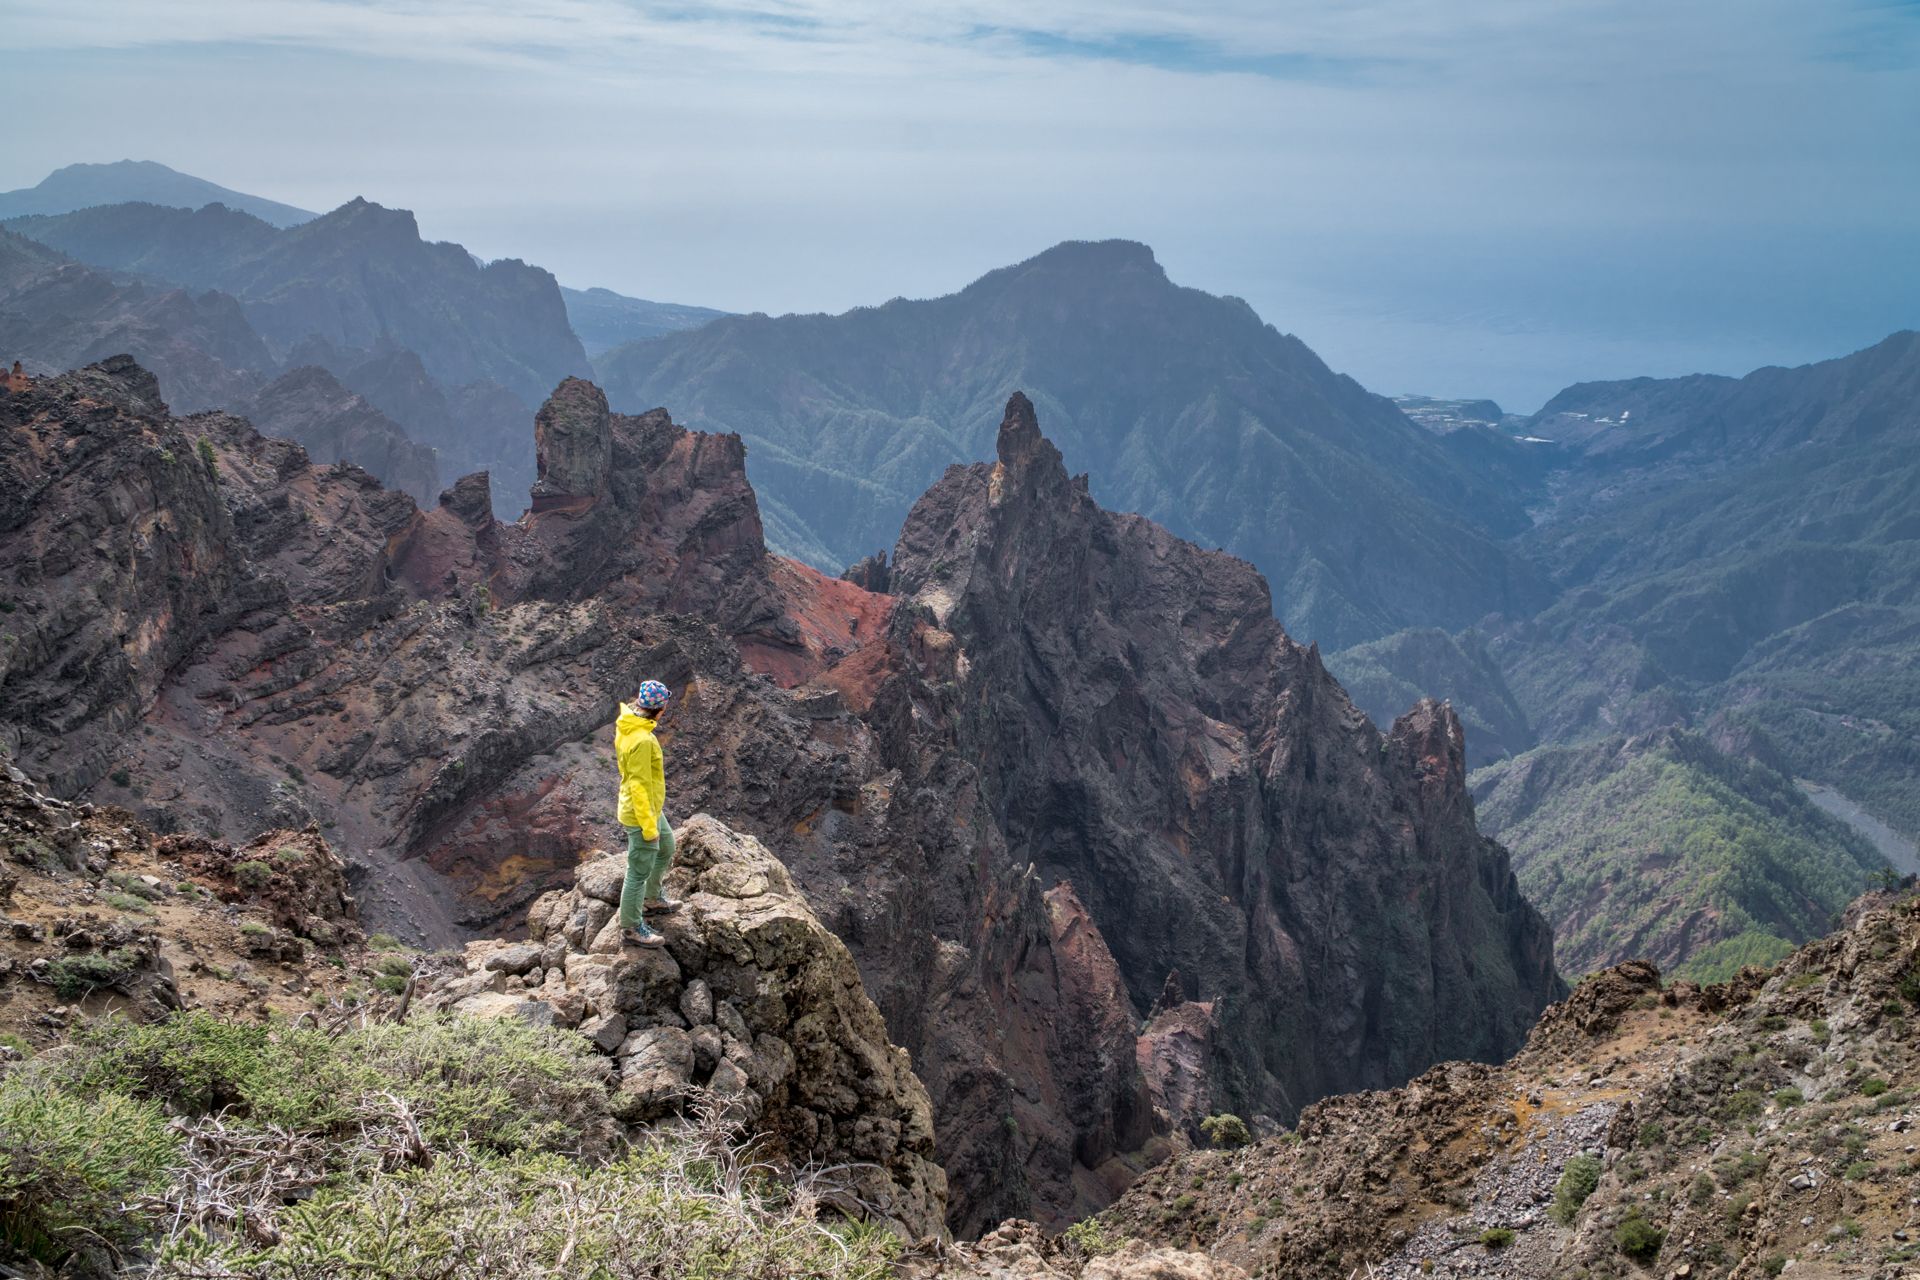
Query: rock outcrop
422 813 948 1239
529 375 612 509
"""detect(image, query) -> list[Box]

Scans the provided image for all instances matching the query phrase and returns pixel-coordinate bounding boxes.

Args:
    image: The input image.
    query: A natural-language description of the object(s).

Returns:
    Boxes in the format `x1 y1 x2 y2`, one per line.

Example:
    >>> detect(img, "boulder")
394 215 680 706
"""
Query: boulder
484 942 544 974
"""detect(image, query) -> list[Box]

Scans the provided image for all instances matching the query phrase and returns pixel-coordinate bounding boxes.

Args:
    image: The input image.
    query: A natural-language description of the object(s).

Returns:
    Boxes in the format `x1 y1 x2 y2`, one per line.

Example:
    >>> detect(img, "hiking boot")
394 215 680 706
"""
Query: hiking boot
644 896 682 916
621 924 666 949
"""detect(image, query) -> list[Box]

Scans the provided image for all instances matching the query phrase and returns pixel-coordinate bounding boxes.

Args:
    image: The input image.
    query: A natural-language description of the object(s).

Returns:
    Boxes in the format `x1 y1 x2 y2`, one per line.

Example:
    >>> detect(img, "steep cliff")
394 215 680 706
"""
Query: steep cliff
890 392 1562 1115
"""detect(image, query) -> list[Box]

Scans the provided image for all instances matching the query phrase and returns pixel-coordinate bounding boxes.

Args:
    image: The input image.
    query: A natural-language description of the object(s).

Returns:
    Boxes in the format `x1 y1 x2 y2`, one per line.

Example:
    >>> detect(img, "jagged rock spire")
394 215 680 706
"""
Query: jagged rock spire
531 376 612 509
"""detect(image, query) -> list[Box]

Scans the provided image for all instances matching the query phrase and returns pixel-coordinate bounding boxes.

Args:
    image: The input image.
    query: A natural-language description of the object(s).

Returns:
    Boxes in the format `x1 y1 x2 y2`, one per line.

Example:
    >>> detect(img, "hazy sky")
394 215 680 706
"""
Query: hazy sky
5 0 1917 409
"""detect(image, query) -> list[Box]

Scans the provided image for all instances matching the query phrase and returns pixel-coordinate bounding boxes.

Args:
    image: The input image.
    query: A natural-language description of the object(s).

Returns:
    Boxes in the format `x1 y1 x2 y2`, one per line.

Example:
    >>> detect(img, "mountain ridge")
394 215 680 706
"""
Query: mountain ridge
595 237 1548 650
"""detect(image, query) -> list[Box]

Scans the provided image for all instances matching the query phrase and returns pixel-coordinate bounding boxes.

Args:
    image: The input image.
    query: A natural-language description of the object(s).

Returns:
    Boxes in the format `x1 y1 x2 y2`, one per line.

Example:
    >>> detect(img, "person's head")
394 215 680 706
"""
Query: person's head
634 679 671 717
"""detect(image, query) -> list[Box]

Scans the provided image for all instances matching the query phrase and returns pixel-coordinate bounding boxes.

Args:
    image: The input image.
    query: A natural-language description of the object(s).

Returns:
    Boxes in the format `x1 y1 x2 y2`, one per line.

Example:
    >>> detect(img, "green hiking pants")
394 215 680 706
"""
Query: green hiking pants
619 816 675 928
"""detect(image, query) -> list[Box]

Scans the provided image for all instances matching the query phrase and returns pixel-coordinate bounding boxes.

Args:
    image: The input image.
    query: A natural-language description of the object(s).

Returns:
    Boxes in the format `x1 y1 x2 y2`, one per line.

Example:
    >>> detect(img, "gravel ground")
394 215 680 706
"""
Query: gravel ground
1369 1097 1619 1278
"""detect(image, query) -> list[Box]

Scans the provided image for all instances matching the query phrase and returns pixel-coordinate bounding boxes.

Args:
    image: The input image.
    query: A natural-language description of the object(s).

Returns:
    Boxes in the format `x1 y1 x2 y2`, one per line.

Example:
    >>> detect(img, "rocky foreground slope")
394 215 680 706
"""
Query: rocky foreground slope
0 357 1558 1231
1083 890 1920 1280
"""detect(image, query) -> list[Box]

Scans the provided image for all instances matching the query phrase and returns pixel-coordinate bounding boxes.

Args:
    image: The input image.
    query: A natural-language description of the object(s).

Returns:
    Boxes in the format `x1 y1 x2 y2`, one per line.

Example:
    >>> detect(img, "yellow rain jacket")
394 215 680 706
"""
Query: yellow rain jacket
614 703 666 839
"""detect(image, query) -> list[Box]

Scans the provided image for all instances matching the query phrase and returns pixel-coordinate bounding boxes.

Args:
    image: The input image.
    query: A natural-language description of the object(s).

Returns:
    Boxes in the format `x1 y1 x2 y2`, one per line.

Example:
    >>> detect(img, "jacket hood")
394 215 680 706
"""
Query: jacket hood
617 702 659 728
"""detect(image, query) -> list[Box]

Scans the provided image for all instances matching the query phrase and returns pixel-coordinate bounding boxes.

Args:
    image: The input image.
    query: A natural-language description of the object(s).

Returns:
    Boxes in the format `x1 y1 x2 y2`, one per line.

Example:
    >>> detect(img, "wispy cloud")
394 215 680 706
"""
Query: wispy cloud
3 1 1914 408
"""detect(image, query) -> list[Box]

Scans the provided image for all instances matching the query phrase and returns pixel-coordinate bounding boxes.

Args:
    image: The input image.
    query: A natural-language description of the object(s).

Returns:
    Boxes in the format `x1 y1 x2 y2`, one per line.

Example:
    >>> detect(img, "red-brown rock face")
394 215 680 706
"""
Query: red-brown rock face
0 362 1560 1237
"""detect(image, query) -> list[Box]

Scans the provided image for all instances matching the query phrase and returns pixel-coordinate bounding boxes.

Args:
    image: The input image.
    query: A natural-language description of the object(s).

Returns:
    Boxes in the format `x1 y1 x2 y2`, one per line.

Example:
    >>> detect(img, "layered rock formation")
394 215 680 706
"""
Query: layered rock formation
0 358 1560 1233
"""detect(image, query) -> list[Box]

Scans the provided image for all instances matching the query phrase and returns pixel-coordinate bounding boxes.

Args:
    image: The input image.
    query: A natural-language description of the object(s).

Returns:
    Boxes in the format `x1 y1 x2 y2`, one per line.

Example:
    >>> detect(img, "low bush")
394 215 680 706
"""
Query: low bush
3 1010 893 1278
234 860 273 892
1551 1153 1603 1225
47 950 143 1001
1614 1211 1665 1262
159 1136 898 1279
1062 1215 1125 1257
1201 1112 1252 1149
70 1012 354 1130
0 1070 179 1264
1480 1227 1515 1249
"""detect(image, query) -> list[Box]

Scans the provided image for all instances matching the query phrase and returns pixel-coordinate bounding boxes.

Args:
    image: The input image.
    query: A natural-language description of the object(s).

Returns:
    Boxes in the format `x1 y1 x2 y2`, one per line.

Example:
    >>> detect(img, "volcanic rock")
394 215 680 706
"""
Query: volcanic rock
430 814 948 1238
530 375 612 508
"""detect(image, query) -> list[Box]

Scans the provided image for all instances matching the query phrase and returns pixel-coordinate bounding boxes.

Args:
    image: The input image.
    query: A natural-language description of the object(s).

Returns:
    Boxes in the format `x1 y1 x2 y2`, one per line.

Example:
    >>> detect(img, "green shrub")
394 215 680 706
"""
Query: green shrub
1689 1173 1714 1206
1480 1227 1515 1249
1722 1089 1765 1120
1715 1150 1766 1187
1063 1216 1124 1257
157 1140 898 1279
1551 1153 1603 1225
1762 1256 1788 1276
374 955 413 978
343 1014 609 1154
71 1013 354 1130
239 921 271 937
0 1072 179 1263
366 932 406 951
1898 965 1920 1007
1201 1112 1251 1149
373 974 409 996
103 891 153 914
1171 1193 1197 1213
196 435 219 477
235 860 274 891
107 871 161 900
47 950 142 1001
1843 1160 1875 1180
1859 1078 1890 1097
1614 1211 1665 1262
1773 1087 1804 1108
272 846 305 865
109 767 132 788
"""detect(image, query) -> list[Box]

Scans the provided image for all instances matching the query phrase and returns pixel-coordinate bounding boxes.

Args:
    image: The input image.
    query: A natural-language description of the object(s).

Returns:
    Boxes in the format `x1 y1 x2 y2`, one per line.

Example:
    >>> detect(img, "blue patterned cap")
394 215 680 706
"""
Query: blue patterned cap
635 680 671 710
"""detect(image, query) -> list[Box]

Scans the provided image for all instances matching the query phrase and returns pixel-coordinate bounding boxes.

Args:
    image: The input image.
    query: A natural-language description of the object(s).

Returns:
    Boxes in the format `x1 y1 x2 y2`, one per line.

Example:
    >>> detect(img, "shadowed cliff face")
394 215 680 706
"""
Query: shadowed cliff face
0 362 1559 1236
891 392 1563 1118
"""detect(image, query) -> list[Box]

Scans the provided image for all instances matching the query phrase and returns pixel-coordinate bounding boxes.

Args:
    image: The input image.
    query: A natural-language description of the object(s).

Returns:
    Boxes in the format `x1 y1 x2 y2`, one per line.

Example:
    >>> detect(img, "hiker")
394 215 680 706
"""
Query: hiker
615 679 679 948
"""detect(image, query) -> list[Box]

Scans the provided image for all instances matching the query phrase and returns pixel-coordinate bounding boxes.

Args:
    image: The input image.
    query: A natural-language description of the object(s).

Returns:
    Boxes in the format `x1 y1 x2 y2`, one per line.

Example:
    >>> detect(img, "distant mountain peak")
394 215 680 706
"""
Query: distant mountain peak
312 197 421 242
1018 237 1163 275
0 160 316 228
